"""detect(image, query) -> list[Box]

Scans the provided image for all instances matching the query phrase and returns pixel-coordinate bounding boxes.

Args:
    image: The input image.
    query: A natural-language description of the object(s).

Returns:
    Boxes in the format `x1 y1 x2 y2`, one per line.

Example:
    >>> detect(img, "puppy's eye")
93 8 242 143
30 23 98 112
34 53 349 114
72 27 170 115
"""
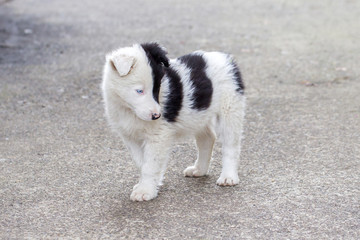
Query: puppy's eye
136 89 144 94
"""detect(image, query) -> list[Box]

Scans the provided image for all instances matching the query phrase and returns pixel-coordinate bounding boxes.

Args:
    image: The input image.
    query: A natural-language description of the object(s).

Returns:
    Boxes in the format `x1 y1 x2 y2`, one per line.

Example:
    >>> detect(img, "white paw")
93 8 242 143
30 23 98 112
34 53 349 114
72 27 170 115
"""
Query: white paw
130 184 158 201
216 174 239 186
183 166 207 177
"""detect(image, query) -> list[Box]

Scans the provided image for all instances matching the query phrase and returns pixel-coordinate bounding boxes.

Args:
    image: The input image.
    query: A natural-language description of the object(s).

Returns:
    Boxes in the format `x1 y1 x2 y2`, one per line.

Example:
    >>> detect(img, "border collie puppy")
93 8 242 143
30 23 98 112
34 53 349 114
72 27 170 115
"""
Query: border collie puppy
102 43 245 201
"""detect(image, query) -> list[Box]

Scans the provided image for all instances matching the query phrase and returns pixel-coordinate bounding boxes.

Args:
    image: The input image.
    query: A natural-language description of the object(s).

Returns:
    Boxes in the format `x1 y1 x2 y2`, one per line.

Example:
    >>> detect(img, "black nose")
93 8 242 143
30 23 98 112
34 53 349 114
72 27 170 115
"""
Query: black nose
151 113 161 120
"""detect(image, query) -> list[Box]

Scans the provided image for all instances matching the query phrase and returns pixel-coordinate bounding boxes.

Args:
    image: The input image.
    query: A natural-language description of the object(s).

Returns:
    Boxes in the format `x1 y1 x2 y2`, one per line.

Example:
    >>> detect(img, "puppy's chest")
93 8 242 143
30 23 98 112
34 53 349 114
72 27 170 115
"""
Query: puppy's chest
120 119 162 140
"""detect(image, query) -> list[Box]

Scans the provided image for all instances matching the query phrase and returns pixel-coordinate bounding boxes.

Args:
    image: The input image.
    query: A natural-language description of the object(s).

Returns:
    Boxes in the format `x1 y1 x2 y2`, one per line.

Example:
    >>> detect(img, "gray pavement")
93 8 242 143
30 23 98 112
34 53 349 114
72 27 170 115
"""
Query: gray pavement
1 0 359 239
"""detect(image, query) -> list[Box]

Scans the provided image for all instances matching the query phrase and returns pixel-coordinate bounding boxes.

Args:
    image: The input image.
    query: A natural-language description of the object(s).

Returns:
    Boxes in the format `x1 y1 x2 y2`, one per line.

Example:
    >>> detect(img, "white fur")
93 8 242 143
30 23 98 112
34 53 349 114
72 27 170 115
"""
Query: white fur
102 44 246 201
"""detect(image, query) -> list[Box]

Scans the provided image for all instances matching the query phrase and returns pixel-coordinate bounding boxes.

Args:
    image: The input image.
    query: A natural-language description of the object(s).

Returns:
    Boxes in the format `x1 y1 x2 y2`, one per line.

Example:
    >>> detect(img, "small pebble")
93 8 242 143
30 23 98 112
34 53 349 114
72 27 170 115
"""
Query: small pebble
24 29 33 35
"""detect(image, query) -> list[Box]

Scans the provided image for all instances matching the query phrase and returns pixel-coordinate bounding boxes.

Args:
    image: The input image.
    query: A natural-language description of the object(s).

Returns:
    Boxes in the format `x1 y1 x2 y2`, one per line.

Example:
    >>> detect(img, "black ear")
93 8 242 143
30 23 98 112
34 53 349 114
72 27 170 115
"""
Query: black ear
141 42 169 67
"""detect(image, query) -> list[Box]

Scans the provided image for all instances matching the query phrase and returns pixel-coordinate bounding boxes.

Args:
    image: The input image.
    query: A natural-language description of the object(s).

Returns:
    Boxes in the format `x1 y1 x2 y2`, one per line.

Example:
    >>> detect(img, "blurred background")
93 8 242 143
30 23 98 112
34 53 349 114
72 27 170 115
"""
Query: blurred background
1 0 359 239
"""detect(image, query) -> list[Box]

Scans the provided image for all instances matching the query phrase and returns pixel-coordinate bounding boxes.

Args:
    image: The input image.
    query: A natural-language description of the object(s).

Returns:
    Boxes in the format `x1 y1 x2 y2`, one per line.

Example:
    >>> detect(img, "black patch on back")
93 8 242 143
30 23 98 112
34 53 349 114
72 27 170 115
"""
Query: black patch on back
163 67 183 122
140 43 169 103
179 54 213 110
230 60 245 94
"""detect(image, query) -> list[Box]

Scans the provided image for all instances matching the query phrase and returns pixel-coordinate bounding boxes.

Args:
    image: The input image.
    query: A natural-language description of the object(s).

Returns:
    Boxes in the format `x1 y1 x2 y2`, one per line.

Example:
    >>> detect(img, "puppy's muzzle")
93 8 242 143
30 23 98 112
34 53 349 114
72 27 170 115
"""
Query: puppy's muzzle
151 113 161 120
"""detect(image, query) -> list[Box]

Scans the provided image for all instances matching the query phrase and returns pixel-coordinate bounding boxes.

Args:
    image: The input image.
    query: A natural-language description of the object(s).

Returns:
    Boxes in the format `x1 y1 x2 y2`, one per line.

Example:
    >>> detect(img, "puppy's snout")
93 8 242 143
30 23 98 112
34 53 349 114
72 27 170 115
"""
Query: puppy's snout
151 113 161 120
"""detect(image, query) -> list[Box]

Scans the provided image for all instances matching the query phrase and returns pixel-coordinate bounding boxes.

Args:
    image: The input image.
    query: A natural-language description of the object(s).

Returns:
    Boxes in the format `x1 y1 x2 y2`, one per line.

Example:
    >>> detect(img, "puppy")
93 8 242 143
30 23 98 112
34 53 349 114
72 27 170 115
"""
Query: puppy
102 43 245 201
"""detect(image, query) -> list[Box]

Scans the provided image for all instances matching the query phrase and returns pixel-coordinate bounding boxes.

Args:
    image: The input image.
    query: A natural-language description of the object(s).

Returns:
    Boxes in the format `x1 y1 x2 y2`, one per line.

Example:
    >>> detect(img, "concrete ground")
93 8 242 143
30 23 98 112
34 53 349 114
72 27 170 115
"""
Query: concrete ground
1 0 359 239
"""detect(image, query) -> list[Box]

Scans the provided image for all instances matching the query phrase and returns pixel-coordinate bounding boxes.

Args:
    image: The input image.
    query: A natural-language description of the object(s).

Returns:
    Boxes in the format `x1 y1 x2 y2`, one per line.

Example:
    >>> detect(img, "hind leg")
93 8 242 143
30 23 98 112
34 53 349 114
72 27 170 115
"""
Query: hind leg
217 95 245 186
184 127 216 177
216 136 241 186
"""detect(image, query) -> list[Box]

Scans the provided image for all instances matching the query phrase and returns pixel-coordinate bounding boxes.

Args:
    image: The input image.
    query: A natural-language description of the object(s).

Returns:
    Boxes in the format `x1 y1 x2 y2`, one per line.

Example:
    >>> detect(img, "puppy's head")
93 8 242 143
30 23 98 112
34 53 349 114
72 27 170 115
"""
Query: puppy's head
103 42 169 121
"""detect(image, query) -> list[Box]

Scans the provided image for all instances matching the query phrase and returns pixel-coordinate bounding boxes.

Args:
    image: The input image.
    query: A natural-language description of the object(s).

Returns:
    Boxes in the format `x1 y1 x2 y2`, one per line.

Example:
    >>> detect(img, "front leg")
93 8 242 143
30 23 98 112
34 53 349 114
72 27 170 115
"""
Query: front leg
124 138 144 168
130 142 169 201
184 127 215 177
